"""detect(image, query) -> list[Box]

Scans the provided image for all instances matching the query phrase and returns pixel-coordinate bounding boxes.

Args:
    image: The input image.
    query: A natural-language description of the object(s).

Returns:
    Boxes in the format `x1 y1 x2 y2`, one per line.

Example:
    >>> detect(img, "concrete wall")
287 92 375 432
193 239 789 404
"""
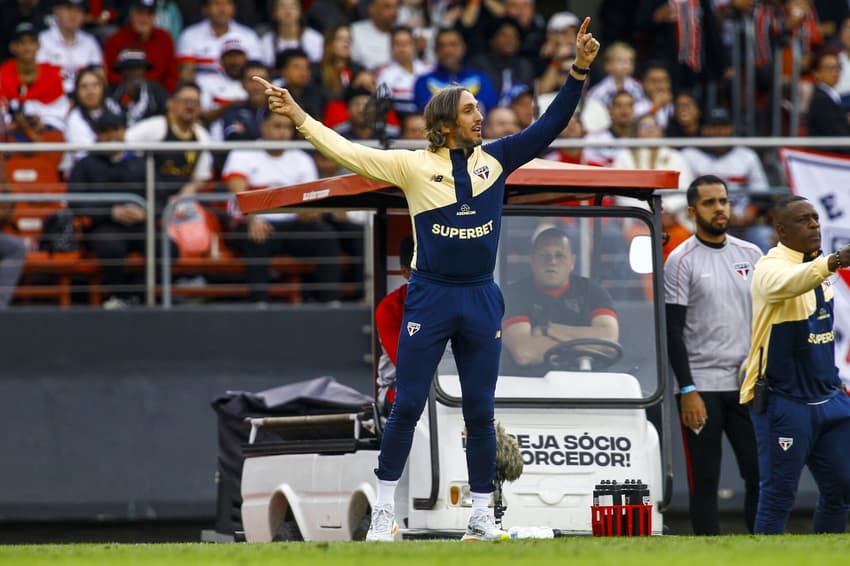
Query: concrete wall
0 307 373 521
0 305 819 525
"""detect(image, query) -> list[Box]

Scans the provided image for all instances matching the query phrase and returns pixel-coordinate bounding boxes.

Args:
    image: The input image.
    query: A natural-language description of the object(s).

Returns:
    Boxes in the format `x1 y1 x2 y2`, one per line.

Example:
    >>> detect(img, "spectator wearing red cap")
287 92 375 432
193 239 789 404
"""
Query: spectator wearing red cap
104 0 178 93
36 0 103 94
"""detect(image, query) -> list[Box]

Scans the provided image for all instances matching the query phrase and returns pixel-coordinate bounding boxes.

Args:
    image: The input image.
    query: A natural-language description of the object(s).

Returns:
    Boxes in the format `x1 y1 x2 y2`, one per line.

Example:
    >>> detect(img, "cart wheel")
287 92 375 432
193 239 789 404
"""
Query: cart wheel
351 512 371 540
272 518 304 542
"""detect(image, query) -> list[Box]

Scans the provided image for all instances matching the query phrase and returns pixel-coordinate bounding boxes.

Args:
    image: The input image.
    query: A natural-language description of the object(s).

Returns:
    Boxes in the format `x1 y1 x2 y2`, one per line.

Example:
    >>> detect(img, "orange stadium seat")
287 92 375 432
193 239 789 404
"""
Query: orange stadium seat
3 131 101 306
123 209 316 304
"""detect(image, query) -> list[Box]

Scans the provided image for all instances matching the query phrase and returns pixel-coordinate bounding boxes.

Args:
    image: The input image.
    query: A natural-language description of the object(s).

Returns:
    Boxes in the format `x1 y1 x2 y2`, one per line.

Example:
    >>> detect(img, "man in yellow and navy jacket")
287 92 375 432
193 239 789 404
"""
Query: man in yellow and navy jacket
740 195 850 534
256 17 600 543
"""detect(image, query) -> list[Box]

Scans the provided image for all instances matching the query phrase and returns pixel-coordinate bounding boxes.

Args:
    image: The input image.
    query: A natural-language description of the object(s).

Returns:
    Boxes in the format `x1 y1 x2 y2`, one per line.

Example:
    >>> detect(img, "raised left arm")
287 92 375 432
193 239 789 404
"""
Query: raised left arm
490 16 601 172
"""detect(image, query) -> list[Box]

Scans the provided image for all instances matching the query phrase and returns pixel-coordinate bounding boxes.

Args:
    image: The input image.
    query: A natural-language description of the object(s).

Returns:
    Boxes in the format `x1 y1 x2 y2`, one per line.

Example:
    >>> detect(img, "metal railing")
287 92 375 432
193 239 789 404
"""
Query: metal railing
771 37 803 138
0 191 150 304
2 189 367 308
0 136 846 155
0 137 837 309
730 17 757 137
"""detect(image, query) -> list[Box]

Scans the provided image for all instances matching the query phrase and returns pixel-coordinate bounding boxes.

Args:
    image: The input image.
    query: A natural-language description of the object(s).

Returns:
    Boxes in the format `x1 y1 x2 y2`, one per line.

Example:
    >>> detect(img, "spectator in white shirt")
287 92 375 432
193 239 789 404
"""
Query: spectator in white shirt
582 41 647 134
583 89 635 167
37 0 103 94
196 38 249 140
260 0 324 66
350 0 400 71
64 65 124 169
124 82 214 208
613 113 693 189
612 113 694 224
176 0 261 82
396 0 434 62
375 25 432 116
634 61 674 130
223 110 343 303
682 107 772 251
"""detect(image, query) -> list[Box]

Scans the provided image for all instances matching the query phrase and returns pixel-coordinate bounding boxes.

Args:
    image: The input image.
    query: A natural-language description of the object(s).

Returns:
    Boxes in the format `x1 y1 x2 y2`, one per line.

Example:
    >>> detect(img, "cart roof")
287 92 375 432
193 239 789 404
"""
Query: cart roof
236 158 680 214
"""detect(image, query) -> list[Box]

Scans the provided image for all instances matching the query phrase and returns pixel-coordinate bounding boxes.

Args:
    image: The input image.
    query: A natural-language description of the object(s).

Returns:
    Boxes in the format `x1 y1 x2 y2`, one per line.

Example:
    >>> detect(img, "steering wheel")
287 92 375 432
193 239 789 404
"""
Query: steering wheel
544 338 623 371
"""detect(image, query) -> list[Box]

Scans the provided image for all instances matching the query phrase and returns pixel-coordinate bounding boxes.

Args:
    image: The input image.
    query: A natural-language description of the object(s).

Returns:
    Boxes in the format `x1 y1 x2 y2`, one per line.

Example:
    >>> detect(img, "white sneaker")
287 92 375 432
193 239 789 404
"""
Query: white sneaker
365 504 399 541
462 509 510 541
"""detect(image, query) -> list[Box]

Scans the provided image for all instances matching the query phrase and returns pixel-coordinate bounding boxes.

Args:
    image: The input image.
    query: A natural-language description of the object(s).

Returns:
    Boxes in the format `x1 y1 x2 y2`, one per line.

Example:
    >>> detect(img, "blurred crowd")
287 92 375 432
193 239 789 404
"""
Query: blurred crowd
1 0 850 306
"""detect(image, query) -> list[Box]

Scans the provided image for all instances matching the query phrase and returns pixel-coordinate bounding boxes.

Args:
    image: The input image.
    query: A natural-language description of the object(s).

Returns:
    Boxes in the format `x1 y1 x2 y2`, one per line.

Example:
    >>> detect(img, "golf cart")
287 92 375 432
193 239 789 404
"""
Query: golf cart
235 160 679 540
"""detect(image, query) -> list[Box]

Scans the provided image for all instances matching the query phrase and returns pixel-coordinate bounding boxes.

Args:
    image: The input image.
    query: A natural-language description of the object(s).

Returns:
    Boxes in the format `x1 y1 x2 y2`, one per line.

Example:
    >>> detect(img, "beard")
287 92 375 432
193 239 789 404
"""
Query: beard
454 133 482 151
696 213 727 237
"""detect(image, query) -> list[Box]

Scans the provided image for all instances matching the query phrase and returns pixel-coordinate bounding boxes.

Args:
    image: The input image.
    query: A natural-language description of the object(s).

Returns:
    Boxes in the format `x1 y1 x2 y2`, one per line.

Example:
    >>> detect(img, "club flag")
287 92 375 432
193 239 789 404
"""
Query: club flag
780 148 850 388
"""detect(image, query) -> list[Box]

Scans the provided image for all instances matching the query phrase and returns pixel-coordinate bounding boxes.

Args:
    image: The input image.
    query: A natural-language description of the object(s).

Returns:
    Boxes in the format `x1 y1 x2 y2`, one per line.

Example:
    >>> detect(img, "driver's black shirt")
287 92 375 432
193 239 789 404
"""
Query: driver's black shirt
502 275 616 376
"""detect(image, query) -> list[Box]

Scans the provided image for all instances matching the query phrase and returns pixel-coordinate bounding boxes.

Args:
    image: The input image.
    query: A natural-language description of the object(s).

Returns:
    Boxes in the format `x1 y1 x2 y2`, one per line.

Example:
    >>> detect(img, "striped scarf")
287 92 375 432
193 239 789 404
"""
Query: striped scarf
753 3 780 67
672 0 702 72
753 2 822 68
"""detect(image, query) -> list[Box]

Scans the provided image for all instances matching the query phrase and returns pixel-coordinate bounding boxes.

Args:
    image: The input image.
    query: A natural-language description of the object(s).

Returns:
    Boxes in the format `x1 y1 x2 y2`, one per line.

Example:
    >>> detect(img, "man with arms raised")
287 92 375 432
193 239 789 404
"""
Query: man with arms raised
254 17 600 541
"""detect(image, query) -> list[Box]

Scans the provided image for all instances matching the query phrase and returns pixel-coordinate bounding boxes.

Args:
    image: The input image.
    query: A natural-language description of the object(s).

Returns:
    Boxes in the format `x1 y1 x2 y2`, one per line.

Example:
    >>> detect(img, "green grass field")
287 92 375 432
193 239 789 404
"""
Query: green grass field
3 536 850 566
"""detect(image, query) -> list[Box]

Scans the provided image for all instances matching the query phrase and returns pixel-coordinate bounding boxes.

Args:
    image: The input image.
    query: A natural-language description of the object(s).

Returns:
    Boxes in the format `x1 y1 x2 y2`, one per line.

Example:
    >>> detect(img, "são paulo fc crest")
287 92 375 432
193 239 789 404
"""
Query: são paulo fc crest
778 437 794 451
734 262 753 280
407 321 421 336
473 165 490 181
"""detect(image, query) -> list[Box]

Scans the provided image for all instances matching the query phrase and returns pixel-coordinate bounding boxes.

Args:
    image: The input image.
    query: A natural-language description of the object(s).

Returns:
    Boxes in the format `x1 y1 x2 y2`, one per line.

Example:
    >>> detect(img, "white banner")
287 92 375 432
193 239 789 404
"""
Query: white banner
780 148 850 386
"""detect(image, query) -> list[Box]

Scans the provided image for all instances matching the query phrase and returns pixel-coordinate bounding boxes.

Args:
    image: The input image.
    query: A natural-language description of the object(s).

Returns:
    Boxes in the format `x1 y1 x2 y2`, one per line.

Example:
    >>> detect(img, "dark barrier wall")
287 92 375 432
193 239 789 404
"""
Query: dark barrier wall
0 307 373 521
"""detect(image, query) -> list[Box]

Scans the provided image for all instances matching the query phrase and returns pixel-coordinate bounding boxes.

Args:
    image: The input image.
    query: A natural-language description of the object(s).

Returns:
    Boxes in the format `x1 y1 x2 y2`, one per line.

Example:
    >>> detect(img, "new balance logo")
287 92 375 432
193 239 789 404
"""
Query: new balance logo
407 321 421 336
431 174 443 182
778 437 794 451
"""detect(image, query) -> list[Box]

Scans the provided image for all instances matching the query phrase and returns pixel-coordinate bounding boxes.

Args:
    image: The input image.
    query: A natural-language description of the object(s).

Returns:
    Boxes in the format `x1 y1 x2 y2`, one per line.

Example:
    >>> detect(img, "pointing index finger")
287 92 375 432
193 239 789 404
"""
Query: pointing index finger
252 75 278 91
578 16 590 37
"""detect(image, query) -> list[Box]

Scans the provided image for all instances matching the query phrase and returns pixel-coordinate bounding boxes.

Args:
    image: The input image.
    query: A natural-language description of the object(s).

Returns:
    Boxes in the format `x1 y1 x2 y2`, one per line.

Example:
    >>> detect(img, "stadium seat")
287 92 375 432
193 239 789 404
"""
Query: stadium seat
3 131 102 306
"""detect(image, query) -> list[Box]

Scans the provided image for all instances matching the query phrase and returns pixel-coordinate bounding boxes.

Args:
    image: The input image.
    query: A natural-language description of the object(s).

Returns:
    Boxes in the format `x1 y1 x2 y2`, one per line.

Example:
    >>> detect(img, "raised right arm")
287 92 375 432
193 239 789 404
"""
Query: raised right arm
753 254 832 303
253 76 408 188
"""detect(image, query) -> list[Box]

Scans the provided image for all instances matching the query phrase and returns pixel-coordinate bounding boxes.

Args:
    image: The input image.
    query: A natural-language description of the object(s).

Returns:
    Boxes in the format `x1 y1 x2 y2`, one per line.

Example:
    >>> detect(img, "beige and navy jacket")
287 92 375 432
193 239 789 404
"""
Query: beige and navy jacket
740 243 841 404
297 76 585 283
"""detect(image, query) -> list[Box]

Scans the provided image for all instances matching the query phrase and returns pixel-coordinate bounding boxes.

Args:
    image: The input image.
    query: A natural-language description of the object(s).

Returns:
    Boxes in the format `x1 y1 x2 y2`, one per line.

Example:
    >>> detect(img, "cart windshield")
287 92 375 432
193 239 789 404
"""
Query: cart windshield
436 207 665 404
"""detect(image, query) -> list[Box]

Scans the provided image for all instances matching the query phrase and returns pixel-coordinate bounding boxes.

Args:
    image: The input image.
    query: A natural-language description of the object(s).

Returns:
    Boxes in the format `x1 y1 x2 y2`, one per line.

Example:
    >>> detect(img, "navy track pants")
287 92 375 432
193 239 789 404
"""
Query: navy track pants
751 391 850 534
376 272 504 494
